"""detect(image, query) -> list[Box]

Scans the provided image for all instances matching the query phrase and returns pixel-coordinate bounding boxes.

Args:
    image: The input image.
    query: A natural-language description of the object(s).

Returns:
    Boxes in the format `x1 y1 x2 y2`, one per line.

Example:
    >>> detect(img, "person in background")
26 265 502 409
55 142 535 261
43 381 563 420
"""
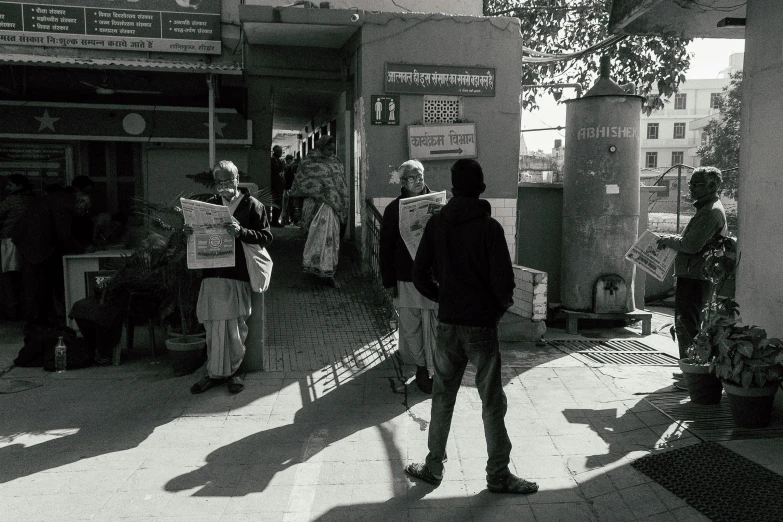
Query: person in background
657 166 727 390
189 160 273 395
281 153 298 226
12 175 95 325
380 160 437 394
0 174 34 320
270 145 286 227
406 159 538 495
288 136 347 288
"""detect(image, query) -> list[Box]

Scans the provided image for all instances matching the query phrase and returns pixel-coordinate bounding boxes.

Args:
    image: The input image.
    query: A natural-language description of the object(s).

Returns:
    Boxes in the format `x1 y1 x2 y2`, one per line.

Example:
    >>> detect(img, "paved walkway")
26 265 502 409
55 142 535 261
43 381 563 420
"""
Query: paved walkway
0 229 781 521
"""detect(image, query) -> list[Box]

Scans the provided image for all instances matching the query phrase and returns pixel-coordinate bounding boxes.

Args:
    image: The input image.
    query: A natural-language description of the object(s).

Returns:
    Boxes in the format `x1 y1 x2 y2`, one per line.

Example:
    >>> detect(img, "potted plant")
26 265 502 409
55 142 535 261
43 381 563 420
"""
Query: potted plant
127 195 207 376
679 236 738 404
711 318 783 429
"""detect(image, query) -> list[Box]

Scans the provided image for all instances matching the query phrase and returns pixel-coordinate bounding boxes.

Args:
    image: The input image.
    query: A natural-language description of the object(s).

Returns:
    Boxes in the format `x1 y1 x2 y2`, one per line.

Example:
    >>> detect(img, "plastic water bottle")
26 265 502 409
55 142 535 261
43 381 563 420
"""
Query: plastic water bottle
54 336 66 373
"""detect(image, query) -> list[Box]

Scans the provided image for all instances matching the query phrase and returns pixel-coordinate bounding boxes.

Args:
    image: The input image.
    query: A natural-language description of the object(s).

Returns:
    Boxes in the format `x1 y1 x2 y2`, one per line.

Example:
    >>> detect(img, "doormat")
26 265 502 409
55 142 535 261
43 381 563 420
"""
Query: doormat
645 391 783 442
548 339 679 366
631 442 783 522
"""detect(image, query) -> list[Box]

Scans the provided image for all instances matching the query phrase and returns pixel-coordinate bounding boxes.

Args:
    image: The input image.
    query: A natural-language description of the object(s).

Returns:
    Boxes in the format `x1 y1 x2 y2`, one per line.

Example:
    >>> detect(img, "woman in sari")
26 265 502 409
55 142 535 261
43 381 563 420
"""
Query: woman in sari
289 136 348 288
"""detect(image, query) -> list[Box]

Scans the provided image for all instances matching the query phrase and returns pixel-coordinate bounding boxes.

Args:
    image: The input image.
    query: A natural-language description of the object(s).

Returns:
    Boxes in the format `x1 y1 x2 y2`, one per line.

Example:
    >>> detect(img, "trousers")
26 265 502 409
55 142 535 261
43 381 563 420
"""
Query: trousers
425 323 511 479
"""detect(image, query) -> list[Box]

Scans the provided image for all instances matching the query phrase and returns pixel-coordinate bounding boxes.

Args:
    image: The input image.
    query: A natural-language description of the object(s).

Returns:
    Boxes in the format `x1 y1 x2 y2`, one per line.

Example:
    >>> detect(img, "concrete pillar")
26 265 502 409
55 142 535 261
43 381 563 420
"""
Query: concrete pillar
243 77 273 370
736 0 783 336
247 76 273 191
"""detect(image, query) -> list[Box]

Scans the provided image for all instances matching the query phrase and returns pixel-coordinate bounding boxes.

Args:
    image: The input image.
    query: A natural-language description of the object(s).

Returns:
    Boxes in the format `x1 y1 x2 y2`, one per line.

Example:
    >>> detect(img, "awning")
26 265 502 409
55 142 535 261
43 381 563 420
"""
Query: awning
239 5 363 49
0 53 243 75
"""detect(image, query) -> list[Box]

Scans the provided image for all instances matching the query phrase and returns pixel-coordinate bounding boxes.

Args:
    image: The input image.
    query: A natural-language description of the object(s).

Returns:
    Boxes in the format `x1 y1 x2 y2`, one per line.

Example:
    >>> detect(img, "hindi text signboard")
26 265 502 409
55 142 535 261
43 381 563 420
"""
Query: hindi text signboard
385 63 495 97
407 123 477 161
0 0 221 54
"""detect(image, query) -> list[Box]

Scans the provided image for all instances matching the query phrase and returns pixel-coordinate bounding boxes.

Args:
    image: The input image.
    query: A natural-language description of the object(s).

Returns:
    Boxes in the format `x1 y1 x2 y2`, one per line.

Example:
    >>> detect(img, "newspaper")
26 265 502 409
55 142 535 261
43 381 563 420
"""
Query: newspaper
180 198 236 269
399 191 447 259
625 229 677 282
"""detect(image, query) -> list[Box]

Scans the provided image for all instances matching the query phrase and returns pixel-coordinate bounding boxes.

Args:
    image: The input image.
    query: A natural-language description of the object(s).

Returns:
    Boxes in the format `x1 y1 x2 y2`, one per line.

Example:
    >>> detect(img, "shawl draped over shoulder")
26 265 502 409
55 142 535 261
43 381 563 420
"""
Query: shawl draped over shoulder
289 150 348 224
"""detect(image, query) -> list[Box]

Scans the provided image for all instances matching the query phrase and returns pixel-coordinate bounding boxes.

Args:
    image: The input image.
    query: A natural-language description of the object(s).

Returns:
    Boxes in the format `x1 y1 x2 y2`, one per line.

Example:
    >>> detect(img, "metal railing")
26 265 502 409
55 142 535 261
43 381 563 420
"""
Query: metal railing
365 198 398 323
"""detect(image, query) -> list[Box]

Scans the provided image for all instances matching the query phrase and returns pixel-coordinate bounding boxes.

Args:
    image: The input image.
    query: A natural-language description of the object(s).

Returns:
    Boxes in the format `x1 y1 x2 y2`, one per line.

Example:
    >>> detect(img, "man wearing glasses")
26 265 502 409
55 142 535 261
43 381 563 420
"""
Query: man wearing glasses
657 166 727 389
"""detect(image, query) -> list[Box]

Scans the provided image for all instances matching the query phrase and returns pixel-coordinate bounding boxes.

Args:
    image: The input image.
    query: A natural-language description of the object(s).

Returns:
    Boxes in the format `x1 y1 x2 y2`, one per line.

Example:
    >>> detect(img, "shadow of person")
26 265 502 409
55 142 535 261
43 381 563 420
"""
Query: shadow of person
561 385 693 470
0 368 279 485
165 359 432 496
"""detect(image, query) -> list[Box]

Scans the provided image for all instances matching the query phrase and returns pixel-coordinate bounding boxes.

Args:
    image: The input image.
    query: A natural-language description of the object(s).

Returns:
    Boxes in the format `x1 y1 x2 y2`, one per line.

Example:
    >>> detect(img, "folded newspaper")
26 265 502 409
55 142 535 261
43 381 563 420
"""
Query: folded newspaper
399 191 447 259
180 198 236 270
625 229 677 282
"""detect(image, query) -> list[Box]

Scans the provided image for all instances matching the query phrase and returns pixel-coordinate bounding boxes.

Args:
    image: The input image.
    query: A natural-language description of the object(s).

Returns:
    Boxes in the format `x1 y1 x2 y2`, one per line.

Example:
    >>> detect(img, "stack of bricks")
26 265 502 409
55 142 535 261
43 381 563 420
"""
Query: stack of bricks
509 265 547 321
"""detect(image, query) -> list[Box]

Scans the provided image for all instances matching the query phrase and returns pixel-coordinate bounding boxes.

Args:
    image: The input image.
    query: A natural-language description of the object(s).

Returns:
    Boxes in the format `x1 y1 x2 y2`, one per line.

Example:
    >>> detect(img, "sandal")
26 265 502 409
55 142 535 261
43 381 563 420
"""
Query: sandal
227 375 245 394
404 463 442 485
190 376 217 395
487 474 539 494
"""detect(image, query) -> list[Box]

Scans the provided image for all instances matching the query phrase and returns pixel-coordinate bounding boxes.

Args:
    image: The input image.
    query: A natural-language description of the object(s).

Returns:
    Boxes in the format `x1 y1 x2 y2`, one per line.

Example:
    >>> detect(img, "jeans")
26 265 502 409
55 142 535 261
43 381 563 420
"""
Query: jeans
674 277 713 359
425 323 511 480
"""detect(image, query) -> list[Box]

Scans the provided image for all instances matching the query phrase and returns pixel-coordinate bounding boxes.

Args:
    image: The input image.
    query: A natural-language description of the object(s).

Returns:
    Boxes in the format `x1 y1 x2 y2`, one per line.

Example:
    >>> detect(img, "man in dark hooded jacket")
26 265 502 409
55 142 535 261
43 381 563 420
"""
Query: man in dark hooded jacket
405 159 538 495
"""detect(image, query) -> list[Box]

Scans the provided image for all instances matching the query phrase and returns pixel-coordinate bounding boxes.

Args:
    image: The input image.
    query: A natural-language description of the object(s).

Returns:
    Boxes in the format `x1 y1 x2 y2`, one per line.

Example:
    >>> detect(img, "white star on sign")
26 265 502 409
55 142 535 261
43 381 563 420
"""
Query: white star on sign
35 110 60 132
204 116 227 138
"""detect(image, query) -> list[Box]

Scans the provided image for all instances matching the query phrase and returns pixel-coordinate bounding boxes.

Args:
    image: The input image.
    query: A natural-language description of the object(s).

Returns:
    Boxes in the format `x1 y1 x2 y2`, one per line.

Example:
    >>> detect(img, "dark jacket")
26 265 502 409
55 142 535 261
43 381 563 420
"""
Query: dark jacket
671 195 727 279
271 156 286 195
0 189 34 238
201 188 273 282
11 191 87 265
379 185 431 288
413 196 514 327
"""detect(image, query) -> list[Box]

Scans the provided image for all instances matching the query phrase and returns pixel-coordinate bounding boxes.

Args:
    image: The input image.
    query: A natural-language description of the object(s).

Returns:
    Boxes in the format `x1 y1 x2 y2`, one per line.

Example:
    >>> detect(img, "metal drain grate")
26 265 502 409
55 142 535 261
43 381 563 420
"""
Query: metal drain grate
632 442 783 522
645 391 783 442
548 339 679 366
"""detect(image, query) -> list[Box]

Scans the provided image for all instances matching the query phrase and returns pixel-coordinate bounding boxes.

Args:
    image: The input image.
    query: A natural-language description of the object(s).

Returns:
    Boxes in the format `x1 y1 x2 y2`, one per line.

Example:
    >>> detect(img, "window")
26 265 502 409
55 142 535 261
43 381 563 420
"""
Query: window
710 93 722 109
424 96 463 124
672 151 684 166
674 93 687 110
646 123 659 139
673 122 686 139
646 152 658 168
701 131 709 146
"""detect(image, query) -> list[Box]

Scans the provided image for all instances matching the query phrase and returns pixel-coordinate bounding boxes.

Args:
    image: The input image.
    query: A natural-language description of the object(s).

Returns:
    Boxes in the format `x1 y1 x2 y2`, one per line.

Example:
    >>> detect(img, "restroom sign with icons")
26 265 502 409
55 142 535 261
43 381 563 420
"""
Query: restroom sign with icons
371 95 399 125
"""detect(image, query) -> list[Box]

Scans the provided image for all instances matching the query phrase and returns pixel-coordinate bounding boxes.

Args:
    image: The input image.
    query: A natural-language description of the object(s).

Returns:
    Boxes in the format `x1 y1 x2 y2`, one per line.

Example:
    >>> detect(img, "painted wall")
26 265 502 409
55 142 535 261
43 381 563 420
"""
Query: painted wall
359 14 522 201
144 145 249 203
736 0 783 336
242 0 483 16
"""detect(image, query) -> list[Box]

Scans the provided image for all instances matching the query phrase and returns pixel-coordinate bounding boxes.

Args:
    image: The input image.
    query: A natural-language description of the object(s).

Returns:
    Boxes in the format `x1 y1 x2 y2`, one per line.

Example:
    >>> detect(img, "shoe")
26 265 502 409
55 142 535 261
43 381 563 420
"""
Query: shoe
415 366 433 394
93 355 111 367
228 375 245 394
190 376 218 394
487 473 539 494
672 372 684 379
673 381 688 391
326 278 340 289
404 463 442 485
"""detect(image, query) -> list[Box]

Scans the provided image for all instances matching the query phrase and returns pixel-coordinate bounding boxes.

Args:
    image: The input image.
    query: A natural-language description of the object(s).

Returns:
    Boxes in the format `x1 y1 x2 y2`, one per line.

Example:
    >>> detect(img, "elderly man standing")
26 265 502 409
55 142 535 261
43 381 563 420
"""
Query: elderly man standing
189 160 273 395
380 159 437 393
406 159 538 495
657 166 727 389
270 145 286 227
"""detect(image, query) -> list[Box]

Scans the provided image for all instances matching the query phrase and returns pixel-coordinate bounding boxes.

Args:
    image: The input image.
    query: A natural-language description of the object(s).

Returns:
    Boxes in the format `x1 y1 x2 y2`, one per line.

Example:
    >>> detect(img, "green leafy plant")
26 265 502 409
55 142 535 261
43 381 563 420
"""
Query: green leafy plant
685 235 739 364
710 321 783 388
130 195 203 338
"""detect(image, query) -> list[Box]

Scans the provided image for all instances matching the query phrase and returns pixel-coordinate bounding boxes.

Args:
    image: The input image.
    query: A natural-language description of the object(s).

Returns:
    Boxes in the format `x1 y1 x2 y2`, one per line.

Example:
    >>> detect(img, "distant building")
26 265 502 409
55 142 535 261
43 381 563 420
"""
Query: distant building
519 139 562 183
639 53 743 174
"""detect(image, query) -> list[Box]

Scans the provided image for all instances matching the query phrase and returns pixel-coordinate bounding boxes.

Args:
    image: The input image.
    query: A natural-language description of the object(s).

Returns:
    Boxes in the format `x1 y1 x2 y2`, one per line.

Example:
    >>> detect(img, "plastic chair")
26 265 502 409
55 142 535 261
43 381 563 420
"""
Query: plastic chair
113 291 158 365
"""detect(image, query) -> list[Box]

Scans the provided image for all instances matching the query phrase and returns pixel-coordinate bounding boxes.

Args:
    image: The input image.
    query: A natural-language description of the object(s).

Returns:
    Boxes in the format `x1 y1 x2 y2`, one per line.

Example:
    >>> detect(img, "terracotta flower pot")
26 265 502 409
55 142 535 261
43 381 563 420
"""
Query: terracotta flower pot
165 336 207 376
722 380 780 429
679 358 723 405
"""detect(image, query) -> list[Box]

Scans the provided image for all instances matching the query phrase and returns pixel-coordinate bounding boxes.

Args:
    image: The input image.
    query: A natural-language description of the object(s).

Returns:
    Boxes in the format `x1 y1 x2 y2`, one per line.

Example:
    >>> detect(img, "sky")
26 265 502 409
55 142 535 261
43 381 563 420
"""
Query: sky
521 38 747 153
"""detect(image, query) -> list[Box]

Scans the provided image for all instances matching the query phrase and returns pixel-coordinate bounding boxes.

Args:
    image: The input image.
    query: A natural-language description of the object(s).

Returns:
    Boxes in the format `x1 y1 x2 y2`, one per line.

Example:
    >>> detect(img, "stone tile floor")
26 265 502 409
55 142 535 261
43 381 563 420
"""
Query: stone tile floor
0 228 780 521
